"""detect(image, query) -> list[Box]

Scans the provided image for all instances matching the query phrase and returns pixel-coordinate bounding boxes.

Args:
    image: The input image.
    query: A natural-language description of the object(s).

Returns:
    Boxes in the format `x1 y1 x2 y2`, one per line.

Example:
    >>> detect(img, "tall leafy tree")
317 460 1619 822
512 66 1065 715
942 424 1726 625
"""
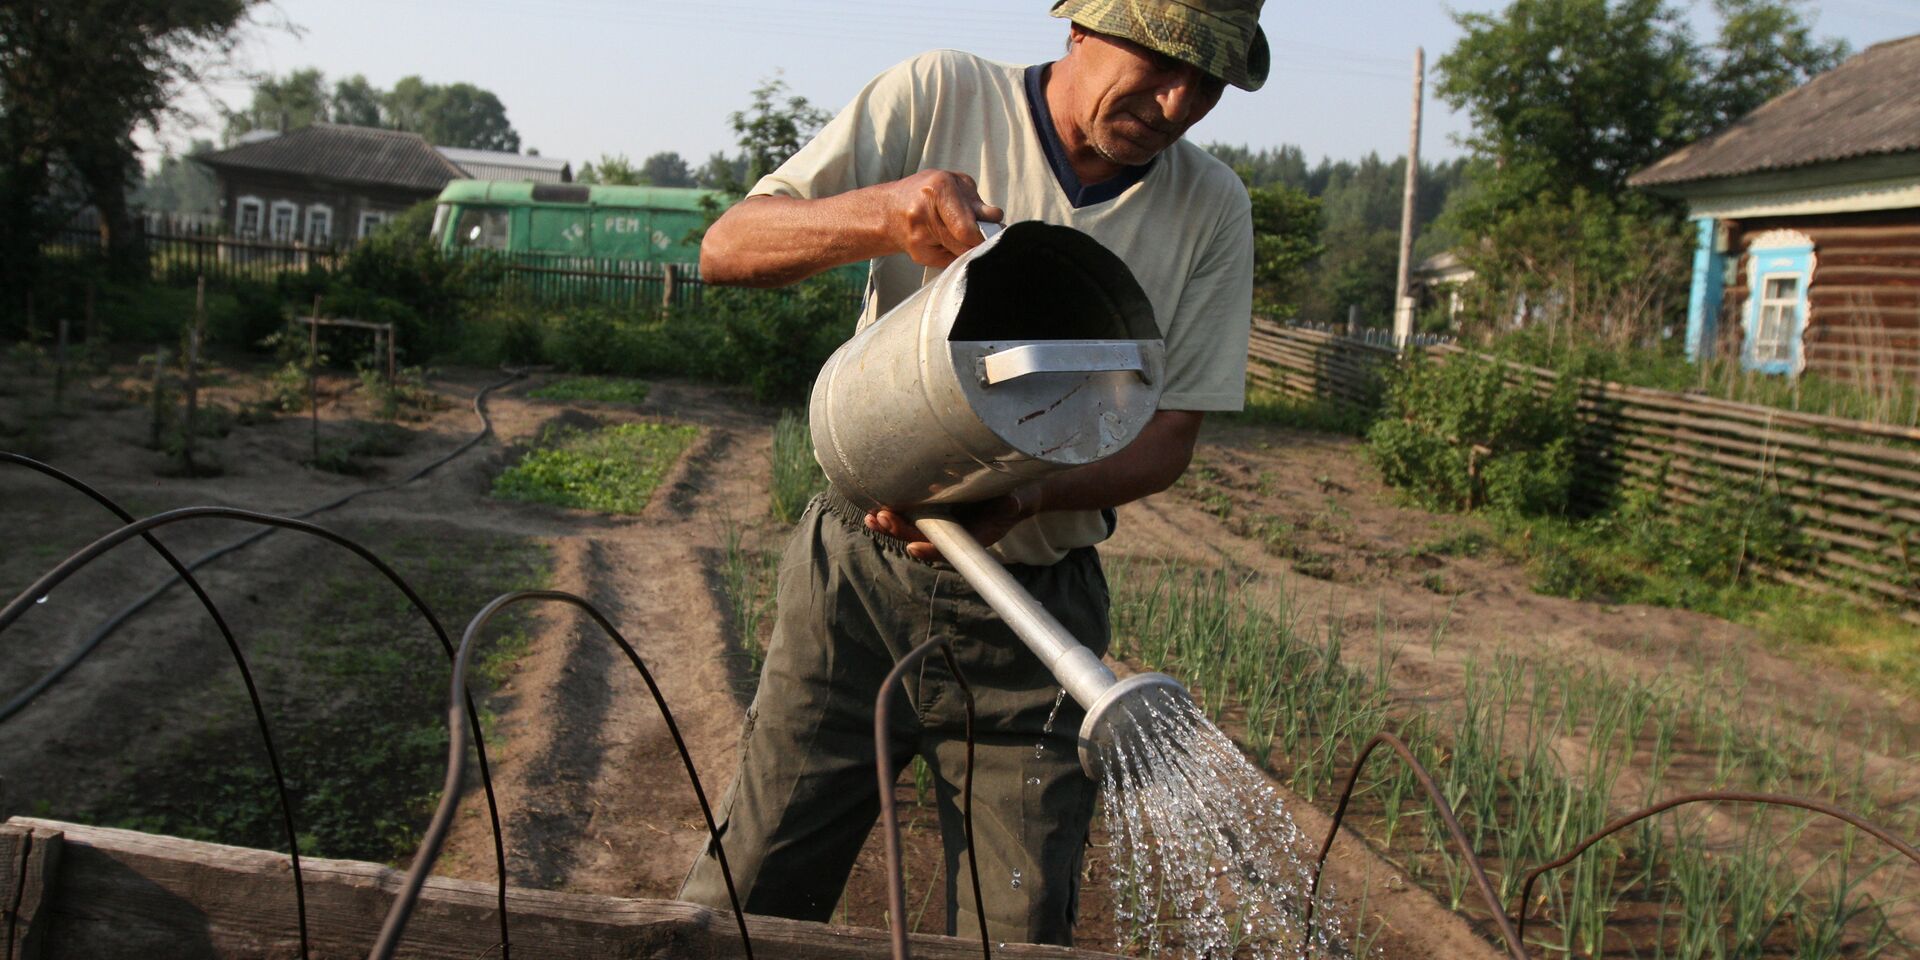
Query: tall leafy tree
133 137 218 215
640 151 696 188
329 73 383 127
1247 185 1324 317
1432 0 1845 343
223 67 327 142
729 75 829 188
409 81 519 151
0 0 258 292
577 153 643 185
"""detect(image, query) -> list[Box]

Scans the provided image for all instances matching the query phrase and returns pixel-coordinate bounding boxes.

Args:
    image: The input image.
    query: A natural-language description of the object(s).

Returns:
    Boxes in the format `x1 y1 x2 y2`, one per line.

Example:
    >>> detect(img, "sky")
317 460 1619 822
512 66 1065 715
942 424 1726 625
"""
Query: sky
143 0 1920 171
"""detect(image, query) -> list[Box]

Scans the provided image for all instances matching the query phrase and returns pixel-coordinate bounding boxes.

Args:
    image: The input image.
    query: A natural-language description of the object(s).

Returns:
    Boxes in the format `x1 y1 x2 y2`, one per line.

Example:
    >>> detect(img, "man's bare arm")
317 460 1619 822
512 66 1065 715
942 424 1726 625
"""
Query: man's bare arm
700 170 1004 287
868 409 1205 562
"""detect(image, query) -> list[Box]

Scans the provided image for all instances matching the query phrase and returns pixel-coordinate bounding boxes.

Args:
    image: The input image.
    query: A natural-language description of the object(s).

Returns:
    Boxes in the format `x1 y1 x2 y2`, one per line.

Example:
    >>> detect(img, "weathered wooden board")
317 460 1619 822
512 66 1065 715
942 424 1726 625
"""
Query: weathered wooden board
0 818 1120 960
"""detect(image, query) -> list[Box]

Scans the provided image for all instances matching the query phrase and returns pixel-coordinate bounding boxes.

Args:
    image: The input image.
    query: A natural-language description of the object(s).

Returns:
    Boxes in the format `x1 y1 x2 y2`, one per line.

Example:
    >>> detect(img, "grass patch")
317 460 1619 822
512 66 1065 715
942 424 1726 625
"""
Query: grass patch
86 530 550 861
493 421 698 514
528 376 652 406
769 408 824 524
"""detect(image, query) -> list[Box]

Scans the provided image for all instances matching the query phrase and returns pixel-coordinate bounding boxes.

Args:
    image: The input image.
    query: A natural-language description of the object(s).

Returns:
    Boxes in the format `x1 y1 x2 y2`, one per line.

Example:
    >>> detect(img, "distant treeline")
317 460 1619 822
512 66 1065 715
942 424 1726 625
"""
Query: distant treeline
1204 143 1473 325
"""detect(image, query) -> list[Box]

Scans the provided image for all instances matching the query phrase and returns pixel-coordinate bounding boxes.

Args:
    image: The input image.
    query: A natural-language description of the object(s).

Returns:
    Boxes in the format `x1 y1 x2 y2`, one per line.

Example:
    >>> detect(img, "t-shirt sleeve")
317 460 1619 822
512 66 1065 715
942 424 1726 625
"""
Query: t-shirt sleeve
1158 192 1254 412
748 55 930 200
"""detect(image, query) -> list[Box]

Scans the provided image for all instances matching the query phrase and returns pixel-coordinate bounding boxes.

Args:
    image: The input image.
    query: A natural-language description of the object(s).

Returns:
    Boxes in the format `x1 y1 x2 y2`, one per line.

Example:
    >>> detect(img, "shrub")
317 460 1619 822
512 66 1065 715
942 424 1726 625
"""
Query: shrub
704 273 859 403
1365 351 1578 515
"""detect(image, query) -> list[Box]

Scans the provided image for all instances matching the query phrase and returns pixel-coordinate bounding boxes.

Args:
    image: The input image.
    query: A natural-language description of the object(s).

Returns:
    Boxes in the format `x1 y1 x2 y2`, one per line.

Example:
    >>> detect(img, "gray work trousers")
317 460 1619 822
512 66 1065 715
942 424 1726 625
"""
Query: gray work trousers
679 490 1109 945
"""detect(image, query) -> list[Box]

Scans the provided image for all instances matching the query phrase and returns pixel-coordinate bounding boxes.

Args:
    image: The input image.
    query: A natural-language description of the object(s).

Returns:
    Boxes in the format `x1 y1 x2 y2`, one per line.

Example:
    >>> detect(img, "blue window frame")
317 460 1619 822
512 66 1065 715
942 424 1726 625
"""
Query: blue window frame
1742 241 1813 375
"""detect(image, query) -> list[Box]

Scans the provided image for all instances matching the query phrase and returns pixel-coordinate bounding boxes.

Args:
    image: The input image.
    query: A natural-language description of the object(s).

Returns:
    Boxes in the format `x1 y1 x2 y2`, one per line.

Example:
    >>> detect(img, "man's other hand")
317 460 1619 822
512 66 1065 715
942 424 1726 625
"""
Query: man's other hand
886 170 1004 269
865 487 1038 563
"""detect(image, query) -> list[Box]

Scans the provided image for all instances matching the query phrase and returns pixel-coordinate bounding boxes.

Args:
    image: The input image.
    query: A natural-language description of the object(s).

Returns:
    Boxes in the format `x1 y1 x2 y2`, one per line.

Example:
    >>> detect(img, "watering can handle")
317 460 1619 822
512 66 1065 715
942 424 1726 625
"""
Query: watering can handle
978 342 1152 386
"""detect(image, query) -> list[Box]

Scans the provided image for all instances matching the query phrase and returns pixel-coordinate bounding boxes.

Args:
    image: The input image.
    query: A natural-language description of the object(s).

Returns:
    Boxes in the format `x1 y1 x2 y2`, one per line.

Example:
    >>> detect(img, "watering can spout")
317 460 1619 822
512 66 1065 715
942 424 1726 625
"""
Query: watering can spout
913 514 1196 781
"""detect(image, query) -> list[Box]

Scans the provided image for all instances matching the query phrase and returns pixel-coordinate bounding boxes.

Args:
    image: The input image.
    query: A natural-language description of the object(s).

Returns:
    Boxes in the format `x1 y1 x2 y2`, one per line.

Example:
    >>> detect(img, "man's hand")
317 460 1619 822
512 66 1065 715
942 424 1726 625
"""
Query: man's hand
885 170 1004 269
865 486 1040 563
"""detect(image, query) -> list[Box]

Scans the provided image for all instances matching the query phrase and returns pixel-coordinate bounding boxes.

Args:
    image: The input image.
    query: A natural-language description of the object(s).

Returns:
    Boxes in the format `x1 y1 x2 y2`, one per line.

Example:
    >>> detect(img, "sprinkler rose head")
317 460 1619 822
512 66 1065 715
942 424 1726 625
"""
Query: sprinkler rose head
1077 671 1197 782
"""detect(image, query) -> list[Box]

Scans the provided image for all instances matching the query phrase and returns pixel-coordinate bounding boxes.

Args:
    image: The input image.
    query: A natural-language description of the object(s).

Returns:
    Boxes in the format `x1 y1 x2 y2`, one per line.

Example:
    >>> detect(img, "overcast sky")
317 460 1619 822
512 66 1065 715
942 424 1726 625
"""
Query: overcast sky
144 0 1920 171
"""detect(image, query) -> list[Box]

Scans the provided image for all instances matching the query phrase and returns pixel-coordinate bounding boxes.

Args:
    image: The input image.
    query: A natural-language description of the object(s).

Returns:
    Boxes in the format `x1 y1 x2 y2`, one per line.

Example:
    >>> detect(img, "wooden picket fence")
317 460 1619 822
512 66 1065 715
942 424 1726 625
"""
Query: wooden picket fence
1246 320 1920 620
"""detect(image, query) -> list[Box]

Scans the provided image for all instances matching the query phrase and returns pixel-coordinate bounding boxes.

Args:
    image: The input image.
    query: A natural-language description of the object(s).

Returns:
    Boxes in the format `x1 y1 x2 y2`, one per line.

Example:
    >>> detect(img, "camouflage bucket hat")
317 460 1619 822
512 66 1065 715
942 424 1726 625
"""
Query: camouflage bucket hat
1051 0 1270 91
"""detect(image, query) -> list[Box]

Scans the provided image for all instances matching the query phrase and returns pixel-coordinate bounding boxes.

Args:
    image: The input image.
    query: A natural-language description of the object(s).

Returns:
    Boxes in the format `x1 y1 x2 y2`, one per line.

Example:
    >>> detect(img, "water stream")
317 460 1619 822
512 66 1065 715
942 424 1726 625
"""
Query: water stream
1098 685 1350 959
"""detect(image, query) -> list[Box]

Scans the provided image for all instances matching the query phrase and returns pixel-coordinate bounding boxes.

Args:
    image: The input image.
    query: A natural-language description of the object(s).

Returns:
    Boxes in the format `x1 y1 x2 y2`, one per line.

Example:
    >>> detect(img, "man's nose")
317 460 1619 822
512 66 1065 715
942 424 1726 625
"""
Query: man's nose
1157 68 1205 125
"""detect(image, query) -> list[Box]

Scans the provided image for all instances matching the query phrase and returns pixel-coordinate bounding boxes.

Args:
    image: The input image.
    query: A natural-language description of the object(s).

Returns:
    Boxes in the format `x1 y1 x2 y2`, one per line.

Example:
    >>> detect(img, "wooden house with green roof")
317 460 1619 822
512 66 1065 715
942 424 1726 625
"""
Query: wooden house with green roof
1630 33 1920 382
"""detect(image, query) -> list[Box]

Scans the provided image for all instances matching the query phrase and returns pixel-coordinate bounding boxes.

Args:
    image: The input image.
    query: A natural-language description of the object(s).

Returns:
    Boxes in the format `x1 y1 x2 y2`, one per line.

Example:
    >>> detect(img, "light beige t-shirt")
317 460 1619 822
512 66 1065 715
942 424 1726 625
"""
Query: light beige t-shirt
753 49 1255 565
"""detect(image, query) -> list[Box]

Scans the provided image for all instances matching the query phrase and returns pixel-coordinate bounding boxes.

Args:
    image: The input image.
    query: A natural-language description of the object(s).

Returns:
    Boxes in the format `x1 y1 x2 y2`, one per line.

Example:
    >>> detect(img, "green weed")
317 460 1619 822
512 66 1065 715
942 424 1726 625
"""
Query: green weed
528 376 652 406
770 409 825 524
493 421 699 514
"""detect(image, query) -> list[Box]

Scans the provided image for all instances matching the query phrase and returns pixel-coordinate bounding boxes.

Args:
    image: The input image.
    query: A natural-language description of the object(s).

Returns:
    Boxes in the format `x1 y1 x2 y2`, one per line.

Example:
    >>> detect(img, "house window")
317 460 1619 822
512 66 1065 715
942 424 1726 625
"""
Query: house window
269 200 298 242
1742 230 1815 375
237 196 264 238
306 204 332 246
359 210 391 238
1751 275 1800 364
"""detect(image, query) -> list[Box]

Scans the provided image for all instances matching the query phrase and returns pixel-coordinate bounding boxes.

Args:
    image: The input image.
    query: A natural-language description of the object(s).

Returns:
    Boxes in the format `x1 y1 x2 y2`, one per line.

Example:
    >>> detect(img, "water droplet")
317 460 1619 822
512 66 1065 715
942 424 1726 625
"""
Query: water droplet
1025 776 1040 786
1009 869 1022 889
1041 687 1067 733
35 595 48 604
1032 741 1044 758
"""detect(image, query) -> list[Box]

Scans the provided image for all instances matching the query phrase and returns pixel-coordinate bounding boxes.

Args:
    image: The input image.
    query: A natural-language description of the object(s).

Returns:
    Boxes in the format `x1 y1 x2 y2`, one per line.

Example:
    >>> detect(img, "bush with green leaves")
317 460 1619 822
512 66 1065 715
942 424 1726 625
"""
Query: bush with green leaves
1366 351 1577 515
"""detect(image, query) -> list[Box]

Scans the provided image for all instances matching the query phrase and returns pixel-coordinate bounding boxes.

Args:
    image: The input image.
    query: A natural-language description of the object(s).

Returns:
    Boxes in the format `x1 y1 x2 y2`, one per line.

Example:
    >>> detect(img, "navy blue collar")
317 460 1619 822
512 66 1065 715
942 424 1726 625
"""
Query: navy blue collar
1024 62 1154 209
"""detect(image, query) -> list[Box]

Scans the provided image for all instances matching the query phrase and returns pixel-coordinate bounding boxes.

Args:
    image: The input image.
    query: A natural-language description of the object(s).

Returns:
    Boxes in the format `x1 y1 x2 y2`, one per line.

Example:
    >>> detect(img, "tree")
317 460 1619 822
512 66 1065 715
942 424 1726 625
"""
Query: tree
223 67 327 142
640 151 696 188
578 153 644 185
0 0 259 293
1246 185 1323 317
1431 0 1845 343
410 81 519 151
133 138 218 215
1704 0 1847 126
329 73 383 126
729 75 829 188
695 150 748 191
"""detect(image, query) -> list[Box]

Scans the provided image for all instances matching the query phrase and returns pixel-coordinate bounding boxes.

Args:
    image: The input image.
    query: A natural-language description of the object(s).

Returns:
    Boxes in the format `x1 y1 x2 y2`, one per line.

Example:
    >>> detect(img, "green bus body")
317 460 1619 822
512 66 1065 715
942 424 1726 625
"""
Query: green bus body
431 179 725 265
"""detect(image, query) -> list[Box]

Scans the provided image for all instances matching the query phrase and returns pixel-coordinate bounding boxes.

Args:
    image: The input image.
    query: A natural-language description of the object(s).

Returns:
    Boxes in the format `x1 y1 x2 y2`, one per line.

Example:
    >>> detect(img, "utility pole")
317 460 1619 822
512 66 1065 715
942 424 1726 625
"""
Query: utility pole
1392 46 1425 349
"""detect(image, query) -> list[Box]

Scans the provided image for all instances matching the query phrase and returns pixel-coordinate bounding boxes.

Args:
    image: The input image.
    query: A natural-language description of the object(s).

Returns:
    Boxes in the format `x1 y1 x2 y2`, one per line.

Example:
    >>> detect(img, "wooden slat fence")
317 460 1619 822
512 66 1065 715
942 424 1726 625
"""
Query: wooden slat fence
1246 321 1920 619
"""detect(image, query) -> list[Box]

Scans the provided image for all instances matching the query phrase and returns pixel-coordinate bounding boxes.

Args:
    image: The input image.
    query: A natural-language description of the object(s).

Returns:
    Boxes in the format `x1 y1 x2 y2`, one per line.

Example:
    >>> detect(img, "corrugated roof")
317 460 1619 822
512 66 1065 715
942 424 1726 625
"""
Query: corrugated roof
435 146 570 176
1631 33 1920 189
197 123 465 192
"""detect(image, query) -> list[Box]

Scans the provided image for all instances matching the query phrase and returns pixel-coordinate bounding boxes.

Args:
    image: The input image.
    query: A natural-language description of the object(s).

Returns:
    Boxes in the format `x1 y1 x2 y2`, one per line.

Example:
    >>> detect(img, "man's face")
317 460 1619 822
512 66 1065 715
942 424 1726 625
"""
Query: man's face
1067 27 1228 168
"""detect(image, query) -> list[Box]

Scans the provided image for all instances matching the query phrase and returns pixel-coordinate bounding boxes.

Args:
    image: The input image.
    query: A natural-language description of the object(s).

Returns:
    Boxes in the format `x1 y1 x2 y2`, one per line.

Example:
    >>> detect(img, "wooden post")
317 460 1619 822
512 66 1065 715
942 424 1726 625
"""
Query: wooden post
149 348 169 450
662 262 678 309
1392 46 1425 349
0 823 65 960
53 314 68 404
182 327 200 475
385 323 396 388
84 283 98 344
309 296 321 464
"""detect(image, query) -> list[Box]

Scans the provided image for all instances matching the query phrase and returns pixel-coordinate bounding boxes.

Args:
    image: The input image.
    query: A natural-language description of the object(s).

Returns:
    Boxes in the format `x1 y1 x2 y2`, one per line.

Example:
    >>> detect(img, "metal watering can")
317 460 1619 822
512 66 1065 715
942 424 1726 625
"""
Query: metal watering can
808 221 1196 780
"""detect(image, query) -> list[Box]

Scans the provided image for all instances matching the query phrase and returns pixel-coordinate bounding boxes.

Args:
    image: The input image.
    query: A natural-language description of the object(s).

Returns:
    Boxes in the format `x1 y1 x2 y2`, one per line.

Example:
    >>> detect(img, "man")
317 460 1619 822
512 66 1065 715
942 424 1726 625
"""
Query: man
680 0 1268 945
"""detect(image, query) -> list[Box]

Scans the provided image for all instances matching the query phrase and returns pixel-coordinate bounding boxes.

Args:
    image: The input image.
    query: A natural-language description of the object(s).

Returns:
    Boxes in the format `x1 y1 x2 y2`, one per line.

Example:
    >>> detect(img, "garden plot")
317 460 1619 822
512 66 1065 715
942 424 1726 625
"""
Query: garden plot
1 355 1913 958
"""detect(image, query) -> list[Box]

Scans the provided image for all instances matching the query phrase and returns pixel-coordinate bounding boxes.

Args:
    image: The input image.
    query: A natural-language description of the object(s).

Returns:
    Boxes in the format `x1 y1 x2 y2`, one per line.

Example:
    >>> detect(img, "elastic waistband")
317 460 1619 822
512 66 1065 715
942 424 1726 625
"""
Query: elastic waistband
818 486 921 562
